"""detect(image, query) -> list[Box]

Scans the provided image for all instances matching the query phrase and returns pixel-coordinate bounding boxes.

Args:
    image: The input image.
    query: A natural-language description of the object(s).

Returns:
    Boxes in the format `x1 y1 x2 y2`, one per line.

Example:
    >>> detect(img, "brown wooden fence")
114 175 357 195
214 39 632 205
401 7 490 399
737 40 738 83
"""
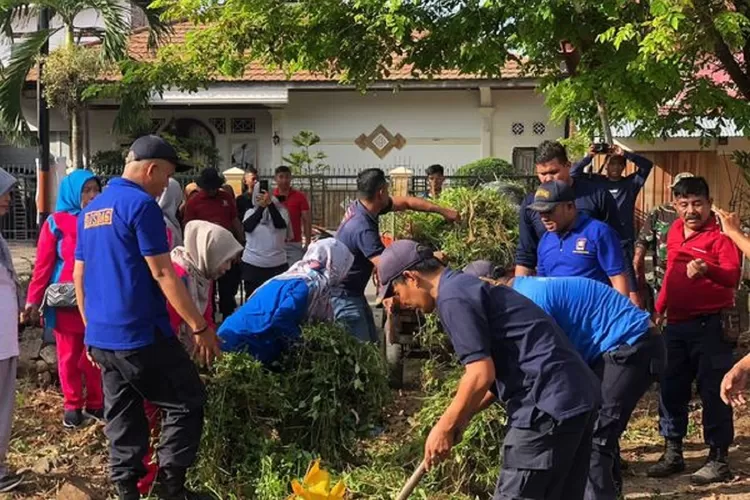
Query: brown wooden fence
594 151 750 230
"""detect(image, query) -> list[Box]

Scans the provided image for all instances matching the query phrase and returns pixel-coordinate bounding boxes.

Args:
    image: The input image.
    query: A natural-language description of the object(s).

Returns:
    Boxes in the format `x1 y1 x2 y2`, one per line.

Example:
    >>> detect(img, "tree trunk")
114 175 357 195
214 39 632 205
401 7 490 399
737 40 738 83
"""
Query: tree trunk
70 108 84 169
595 95 613 145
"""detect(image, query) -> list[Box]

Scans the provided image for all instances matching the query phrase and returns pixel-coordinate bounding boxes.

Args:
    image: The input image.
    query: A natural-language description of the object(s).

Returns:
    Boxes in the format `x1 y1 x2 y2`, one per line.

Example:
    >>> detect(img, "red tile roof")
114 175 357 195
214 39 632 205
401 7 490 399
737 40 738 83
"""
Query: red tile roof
27 21 525 83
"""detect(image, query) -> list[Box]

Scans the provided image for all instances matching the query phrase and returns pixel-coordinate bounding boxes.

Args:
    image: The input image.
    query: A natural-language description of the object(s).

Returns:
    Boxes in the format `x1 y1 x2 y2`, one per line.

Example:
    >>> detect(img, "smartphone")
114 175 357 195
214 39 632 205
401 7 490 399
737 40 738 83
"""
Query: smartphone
592 143 610 154
259 180 269 192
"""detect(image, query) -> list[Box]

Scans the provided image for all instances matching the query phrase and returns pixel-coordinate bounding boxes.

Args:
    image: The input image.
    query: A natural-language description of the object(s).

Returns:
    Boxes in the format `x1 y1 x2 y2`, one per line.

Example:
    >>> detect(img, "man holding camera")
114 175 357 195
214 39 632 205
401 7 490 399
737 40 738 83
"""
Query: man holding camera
572 144 654 306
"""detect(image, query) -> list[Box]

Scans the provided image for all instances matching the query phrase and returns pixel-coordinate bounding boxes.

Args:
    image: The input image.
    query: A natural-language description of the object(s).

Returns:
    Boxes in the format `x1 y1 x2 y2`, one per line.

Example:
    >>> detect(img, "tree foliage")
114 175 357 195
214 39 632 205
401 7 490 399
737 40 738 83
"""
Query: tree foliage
40 46 110 114
137 0 748 140
0 0 171 164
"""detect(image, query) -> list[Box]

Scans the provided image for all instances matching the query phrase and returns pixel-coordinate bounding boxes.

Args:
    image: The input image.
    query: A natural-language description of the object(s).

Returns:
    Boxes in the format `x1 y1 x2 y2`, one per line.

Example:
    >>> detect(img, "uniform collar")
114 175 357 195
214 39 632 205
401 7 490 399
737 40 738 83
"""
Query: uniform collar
110 177 148 194
355 200 380 223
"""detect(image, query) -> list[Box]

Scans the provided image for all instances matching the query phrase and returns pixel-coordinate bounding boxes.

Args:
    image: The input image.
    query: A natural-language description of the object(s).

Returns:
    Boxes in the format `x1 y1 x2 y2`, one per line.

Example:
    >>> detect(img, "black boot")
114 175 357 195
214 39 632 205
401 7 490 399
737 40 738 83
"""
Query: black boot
647 438 686 478
153 468 213 500
115 479 140 500
691 447 733 485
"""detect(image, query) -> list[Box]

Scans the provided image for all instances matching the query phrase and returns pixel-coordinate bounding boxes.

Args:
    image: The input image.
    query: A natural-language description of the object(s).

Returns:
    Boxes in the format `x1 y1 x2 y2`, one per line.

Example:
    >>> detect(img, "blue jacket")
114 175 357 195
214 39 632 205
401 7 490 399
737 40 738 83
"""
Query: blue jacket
219 278 310 364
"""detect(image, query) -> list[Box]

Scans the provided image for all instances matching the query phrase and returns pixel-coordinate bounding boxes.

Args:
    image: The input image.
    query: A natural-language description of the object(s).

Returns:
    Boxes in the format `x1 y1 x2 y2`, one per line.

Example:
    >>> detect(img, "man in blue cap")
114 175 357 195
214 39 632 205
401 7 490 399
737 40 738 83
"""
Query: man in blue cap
464 262 665 500
528 179 630 298
75 135 220 500
377 240 600 500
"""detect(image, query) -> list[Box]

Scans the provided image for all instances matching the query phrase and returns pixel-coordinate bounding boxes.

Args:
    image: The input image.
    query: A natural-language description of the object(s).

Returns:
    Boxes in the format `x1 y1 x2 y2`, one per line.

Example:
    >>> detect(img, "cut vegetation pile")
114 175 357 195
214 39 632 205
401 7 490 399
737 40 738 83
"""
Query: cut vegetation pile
388 187 520 269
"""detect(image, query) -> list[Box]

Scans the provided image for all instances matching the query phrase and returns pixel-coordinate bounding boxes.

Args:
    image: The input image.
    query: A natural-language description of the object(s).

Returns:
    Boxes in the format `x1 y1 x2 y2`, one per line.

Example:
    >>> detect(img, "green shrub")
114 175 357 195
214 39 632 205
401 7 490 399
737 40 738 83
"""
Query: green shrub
455 158 515 186
391 187 519 270
277 322 390 462
192 323 389 497
90 149 126 176
411 365 506 495
343 363 506 499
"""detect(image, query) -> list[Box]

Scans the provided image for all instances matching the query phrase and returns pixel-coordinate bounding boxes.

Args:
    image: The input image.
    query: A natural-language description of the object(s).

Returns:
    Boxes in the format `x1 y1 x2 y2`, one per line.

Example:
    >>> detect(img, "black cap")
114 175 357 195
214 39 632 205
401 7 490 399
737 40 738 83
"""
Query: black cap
527 180 575 212
128 135 193 173
196 168 226 191
376 240 435 300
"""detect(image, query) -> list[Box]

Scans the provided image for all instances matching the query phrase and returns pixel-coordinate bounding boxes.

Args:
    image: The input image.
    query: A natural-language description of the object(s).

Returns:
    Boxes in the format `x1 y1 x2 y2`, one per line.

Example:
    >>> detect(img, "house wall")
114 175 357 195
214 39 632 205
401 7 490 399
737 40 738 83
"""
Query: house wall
491 89 564 167
17 87 566 175
280 89 482 172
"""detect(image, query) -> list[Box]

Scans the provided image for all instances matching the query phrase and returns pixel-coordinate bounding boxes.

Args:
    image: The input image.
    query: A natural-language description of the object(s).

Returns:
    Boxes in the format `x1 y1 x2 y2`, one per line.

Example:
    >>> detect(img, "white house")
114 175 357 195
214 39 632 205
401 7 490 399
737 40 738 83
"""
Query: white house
9 22 560 175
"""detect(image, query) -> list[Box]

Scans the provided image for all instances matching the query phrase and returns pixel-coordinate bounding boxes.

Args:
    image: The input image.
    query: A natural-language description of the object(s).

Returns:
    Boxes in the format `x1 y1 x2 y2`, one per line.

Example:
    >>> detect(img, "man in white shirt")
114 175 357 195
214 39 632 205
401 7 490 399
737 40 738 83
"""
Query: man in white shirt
0 167 23 493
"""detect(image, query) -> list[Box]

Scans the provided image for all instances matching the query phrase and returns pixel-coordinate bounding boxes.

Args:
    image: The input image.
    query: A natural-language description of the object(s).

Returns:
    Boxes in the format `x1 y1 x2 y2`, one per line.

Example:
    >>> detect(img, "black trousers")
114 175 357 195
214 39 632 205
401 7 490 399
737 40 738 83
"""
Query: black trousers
241 262 288 300
494 410 596 500
90 335 207 483
658 314 734 448
216 262 241 319
585 329 666 500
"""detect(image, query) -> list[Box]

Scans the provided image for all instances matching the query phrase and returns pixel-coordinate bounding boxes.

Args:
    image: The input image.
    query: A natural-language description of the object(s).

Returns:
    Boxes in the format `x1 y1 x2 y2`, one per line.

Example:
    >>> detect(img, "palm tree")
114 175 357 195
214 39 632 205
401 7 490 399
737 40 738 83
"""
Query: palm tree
0 0 170 168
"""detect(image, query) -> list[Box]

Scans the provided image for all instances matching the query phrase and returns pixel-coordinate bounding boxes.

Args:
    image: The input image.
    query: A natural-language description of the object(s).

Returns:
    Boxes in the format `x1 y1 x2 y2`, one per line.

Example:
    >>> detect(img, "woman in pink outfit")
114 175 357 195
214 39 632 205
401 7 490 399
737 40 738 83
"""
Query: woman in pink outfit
138 220 242 495
25 169 103 428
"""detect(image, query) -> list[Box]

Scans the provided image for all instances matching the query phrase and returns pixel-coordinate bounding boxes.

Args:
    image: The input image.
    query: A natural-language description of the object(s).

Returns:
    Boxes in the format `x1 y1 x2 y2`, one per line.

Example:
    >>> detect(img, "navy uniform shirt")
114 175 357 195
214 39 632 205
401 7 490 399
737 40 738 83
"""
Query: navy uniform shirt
437 269 600 428
75 178 174 350
571 153 654 243
537 214 625 285
515 178 624 269
513 276 651 365
335 199 392 296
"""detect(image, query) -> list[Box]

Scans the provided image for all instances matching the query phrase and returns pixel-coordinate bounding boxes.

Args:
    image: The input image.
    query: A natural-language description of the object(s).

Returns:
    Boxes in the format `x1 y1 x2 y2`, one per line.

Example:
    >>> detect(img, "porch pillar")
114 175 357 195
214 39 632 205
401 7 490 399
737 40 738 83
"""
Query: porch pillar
479 87 494 158
269 109 284 169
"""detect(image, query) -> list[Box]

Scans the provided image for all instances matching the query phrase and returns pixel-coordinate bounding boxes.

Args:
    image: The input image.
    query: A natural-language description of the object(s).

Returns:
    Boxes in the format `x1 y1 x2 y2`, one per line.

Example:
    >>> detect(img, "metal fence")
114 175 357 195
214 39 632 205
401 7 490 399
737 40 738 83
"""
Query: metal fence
0 166 538 240
0 164 37 241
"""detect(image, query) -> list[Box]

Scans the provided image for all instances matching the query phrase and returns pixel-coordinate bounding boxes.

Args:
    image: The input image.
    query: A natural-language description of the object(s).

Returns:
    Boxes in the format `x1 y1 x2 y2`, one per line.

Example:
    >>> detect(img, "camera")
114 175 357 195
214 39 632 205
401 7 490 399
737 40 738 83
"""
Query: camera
592 143 610 154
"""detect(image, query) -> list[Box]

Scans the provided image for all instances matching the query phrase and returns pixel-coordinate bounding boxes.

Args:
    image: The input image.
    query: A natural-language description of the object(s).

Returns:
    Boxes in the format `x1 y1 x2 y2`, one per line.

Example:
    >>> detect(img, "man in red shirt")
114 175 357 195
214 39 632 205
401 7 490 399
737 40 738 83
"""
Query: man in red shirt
273 166 310 265
183 168 244 318
648 176 740 485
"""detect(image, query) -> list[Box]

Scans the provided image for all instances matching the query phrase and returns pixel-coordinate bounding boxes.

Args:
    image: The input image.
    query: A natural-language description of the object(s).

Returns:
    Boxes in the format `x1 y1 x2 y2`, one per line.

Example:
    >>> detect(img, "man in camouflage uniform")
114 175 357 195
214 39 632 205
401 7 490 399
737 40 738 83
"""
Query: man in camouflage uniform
634 173 694 309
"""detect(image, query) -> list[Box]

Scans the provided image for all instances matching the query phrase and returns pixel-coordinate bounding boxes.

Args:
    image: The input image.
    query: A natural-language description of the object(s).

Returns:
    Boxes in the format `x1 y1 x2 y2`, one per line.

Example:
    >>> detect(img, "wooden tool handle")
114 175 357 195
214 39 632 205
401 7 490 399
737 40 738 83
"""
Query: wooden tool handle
396 461 426 500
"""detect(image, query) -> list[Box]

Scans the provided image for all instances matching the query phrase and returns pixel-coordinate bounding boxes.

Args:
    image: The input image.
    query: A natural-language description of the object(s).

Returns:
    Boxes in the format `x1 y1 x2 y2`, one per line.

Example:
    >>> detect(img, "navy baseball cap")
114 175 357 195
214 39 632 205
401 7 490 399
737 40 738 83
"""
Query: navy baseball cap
377 239 436 300
527 180 575 212
129 135 193 173
463 260 497 279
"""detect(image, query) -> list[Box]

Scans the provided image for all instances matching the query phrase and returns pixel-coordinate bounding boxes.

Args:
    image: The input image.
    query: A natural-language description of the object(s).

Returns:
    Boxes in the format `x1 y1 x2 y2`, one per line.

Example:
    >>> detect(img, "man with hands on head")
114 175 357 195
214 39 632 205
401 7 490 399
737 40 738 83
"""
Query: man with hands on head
75 135 220 500
377 240 600 500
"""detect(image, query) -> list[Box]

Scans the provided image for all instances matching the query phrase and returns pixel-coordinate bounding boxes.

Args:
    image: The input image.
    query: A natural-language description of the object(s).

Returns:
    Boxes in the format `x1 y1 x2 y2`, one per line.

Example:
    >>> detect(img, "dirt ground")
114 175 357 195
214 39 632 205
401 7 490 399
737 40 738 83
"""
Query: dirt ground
6 242 750 499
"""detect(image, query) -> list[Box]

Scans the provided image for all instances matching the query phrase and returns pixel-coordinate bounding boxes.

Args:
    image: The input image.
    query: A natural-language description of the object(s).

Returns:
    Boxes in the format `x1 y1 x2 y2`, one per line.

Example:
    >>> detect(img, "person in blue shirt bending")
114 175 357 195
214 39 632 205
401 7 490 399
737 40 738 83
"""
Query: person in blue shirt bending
378 241 601 500
529 179 631 299
465 261 665 500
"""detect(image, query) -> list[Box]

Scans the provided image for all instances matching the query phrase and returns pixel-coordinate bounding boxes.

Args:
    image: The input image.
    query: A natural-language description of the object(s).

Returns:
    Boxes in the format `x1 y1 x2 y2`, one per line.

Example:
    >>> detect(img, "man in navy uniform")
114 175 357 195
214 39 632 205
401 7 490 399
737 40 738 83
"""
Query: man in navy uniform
465 262 664 500
377 240 600 500
333 168 458 342
515 141 625 278
529 180 630 297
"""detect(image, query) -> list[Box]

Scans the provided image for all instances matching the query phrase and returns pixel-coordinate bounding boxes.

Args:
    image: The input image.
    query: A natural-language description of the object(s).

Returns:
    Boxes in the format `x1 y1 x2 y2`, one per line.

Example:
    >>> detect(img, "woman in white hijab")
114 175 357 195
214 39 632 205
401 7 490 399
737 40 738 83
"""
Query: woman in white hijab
139 219 243 494
158 178 184 249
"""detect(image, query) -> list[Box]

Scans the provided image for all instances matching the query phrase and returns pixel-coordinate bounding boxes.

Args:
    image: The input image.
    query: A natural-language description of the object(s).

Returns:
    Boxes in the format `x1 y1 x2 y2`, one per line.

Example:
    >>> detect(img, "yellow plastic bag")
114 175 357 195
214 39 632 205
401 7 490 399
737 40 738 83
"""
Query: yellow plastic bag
288 459 346 500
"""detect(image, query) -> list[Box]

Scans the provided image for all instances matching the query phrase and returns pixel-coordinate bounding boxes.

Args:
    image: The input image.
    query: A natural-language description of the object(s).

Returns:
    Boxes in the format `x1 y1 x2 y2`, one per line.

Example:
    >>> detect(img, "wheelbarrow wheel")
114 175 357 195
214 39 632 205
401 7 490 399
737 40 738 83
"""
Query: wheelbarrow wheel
383 310 404 389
